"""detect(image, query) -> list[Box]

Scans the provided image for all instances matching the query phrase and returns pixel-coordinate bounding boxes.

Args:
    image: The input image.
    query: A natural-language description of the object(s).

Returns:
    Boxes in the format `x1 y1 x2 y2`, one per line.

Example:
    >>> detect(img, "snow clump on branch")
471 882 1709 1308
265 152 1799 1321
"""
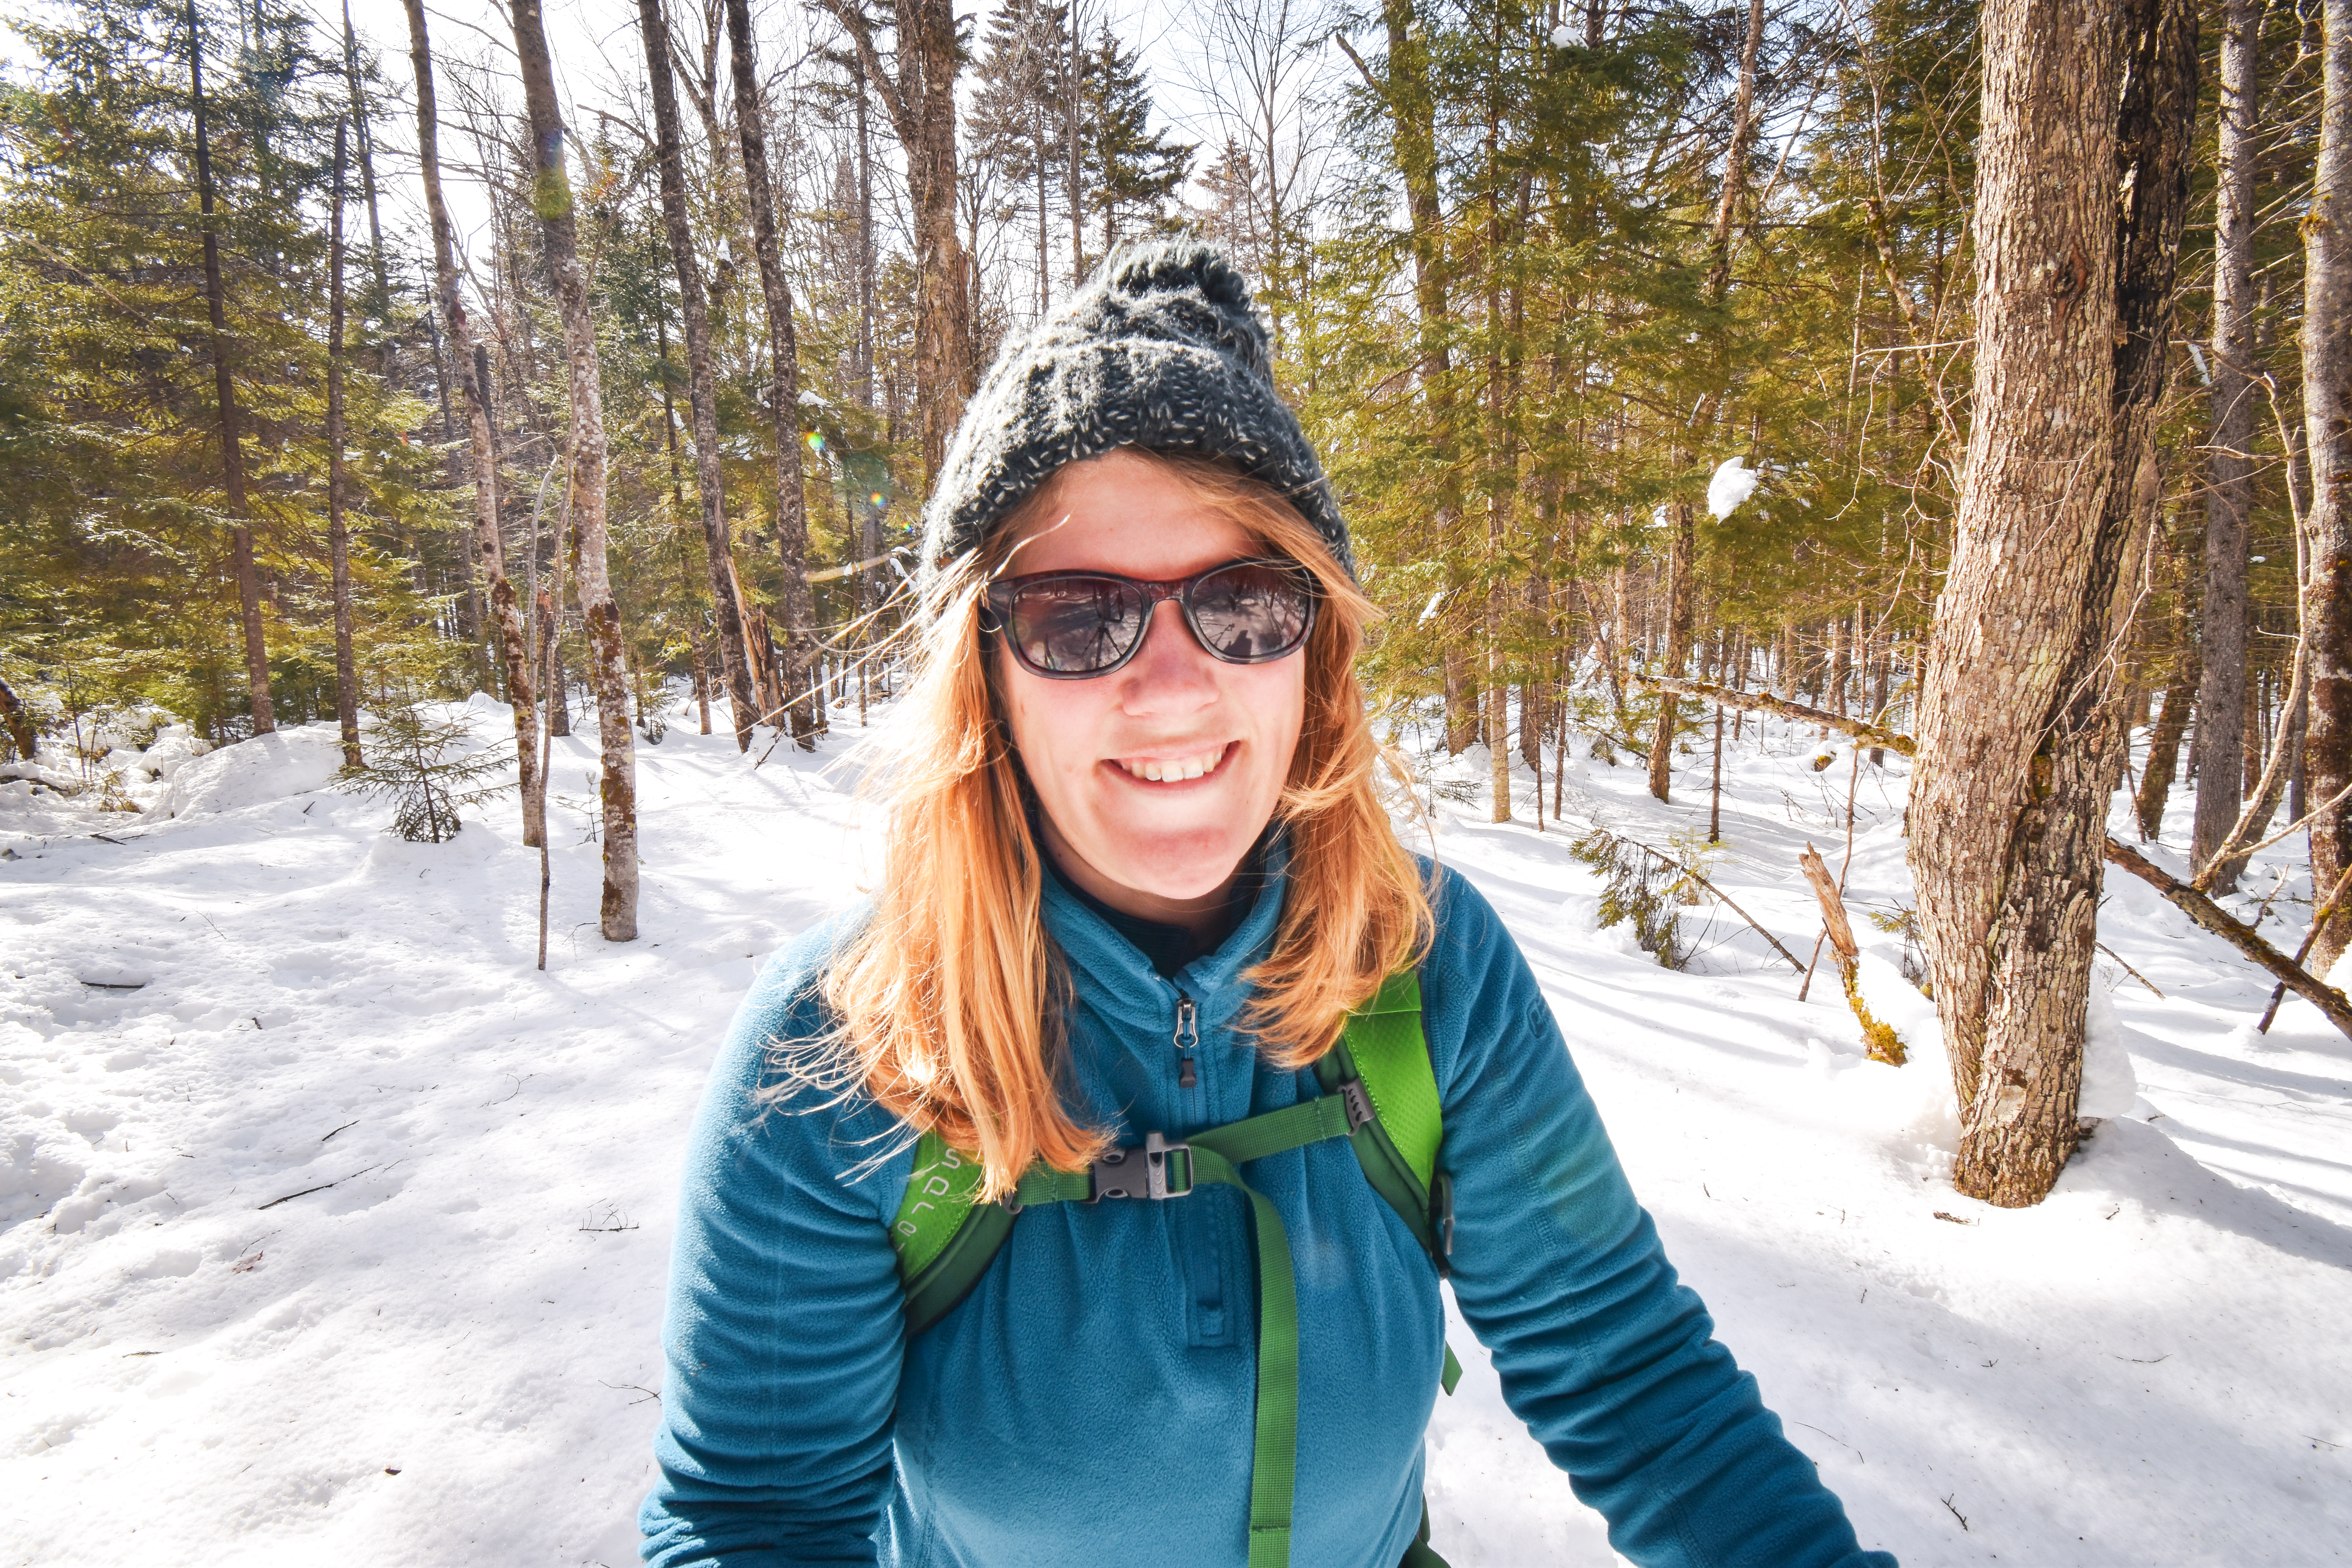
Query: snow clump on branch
1708 455 1761 519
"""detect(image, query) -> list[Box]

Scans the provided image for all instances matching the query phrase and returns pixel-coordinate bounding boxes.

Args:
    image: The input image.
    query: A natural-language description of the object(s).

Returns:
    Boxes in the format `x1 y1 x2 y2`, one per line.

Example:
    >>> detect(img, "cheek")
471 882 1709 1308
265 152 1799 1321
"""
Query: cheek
998 657 1107 784
1240 663 1309 775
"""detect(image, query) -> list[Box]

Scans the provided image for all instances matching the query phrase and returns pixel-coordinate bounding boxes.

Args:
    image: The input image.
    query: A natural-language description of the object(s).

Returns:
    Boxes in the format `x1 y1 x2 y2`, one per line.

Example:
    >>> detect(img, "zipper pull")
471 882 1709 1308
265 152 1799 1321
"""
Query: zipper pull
1174 994 1198 1089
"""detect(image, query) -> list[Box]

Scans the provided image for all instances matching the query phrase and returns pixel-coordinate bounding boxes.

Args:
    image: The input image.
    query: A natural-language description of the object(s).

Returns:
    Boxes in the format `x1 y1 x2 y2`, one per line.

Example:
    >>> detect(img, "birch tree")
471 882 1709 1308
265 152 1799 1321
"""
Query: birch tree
401 0 544 848
512 0 640 940
2191 0 2263 890
327 118 359 768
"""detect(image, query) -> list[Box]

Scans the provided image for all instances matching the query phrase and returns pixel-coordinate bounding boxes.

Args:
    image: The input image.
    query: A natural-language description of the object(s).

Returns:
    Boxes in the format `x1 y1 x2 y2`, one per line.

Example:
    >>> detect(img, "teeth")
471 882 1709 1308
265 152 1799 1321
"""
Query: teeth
1119 746 1224 783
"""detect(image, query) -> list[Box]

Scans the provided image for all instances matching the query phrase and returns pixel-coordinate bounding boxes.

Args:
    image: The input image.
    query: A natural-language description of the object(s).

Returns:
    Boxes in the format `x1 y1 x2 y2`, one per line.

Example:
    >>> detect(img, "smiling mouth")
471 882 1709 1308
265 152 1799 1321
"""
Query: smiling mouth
1111 742 1234 783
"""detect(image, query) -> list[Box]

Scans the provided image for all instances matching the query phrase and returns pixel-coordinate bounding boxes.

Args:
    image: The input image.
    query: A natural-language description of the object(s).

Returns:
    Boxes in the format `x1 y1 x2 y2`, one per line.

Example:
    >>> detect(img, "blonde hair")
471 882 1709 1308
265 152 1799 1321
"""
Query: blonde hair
822 451 1432 1200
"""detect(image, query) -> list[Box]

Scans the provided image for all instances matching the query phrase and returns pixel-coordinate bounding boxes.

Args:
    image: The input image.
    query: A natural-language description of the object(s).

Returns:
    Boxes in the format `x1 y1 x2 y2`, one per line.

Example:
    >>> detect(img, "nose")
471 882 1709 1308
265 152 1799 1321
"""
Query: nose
1116 599 1219 715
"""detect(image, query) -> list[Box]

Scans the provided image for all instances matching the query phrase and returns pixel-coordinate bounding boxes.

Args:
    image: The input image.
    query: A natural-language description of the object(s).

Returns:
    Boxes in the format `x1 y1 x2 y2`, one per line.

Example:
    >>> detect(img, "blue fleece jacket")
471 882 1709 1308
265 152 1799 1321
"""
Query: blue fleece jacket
640 860 1894 1568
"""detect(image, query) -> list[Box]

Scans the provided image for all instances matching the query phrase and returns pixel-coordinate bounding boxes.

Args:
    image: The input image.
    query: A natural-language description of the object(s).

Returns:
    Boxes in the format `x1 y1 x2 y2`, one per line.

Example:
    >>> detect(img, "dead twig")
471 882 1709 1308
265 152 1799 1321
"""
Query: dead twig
258 1165 379 1210
2094 942 2165 999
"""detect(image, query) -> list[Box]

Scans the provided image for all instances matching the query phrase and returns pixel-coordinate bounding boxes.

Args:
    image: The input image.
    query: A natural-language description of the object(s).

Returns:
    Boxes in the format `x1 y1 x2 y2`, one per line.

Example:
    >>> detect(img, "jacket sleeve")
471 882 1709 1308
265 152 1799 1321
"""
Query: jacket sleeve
1425 866 1895 1568
639 926 908 1568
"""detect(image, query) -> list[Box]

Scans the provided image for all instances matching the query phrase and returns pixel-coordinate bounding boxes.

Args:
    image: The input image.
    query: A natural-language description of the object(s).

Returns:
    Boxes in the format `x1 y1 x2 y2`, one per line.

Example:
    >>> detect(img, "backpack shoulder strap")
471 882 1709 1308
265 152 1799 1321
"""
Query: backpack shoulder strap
1341 969 1441 1190
1316 967 1452 1272
891 1129 1014 1337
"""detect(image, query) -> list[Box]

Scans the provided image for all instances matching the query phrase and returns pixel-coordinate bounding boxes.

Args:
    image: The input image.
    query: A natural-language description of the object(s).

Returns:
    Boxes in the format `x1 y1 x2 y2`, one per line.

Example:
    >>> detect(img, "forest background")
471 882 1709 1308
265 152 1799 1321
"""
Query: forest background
2 0 2347 1209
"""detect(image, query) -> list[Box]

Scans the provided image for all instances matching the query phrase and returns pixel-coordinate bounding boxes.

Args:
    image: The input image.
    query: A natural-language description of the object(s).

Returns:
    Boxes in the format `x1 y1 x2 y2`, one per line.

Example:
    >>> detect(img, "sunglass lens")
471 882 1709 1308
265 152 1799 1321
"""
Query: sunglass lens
1188 563 1313 662
1008 577 1147 674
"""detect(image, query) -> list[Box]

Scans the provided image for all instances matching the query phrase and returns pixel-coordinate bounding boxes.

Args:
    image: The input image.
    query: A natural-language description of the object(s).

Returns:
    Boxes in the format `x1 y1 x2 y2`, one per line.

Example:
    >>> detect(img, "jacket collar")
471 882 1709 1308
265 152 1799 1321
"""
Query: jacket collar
1036 829 1291 1038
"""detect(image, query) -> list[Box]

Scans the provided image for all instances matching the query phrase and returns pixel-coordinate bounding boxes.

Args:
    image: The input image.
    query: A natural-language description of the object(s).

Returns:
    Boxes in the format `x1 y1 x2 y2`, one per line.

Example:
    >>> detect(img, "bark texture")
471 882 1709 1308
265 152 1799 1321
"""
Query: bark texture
2304 0 2352 973
824 0 974 484
640 0 759 753
722 0 820 748
514 0 638 941
187 0 272 735
2192 0 2262 889
327 120 360 768
1909 0 2127 1208
404 0 541 845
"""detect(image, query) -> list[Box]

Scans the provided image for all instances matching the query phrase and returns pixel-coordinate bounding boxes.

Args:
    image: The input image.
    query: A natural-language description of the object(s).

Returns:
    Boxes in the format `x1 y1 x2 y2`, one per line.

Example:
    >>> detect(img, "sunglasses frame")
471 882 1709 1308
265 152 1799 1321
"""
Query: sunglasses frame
984 557 1319 680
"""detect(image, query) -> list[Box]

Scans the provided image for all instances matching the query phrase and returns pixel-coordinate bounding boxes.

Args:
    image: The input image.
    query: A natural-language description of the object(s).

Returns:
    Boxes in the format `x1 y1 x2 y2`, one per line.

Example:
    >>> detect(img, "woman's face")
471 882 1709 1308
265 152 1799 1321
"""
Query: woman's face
994 451 1308 927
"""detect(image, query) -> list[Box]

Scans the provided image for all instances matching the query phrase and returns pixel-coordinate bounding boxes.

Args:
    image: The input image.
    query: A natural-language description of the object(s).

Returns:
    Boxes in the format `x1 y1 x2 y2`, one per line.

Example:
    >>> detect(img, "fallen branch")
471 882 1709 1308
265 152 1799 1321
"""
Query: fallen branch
1632 672 2352 1044
1799 842 1905 1063
1632 674 1917 758
2258 860 2352 1033
2103 841 2352 1039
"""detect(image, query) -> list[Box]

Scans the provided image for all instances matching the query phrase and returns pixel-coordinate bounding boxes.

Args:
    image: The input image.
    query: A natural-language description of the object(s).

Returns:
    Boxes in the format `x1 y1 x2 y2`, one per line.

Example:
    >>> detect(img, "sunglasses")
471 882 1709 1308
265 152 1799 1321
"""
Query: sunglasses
984 558 1318 679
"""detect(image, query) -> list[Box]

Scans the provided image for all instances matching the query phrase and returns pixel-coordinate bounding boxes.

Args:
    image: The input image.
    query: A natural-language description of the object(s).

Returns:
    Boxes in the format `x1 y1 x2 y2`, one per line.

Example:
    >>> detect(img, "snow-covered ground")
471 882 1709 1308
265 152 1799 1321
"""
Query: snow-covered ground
2 693 2347 1566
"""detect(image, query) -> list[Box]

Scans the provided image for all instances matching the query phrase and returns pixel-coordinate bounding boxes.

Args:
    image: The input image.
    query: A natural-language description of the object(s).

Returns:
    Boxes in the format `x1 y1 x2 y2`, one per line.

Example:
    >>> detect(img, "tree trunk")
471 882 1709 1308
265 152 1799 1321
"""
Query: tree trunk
825 0 972 486
338 0 390 342
723 0 821 749
2192 0 2262 891
1651 0 1763 803
1646 503 1694 800
1067 7 1085 285
187 0 272 736
514 0 637 941
1444 652 1478 753
403 0 542 845
2303 0 2352 974
327 120 360 768
639 0 757 753
0 675 37 760
1911 0 2118 1202
1912 0 2194 1208
2136 656 2199 840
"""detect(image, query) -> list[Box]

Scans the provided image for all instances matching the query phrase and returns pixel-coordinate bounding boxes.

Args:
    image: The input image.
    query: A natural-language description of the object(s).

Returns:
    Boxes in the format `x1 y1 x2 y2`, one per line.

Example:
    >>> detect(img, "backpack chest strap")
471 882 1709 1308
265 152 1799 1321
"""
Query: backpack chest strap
887 967 1455 1568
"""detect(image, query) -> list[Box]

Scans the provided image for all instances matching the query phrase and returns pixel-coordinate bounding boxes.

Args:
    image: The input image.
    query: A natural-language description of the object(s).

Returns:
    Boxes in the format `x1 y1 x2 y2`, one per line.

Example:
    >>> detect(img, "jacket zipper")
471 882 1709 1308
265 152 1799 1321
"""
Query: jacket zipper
1173 993 1198 1089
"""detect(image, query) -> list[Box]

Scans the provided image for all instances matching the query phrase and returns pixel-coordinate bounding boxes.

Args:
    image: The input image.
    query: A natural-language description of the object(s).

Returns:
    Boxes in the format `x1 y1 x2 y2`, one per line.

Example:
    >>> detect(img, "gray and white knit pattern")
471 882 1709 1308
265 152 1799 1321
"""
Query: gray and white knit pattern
918 243 1352 582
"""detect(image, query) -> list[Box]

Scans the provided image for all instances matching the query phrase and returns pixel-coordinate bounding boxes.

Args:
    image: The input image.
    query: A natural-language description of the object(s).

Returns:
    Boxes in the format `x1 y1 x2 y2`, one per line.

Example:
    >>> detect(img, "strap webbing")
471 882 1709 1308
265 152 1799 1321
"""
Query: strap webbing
1010 1094 1359 1568
886 967 1454 1568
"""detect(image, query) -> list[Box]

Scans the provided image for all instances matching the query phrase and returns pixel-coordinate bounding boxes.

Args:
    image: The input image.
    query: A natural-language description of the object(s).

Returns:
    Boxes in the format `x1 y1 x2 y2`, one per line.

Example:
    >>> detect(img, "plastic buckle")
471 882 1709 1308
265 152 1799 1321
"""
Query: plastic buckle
1339 1076 1377 1133
1089 1131 1193 1201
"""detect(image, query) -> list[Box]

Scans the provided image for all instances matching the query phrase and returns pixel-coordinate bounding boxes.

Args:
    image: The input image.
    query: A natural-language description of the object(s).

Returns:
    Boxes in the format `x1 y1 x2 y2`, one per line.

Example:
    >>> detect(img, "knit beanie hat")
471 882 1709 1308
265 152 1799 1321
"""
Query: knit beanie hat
918 242 1353 584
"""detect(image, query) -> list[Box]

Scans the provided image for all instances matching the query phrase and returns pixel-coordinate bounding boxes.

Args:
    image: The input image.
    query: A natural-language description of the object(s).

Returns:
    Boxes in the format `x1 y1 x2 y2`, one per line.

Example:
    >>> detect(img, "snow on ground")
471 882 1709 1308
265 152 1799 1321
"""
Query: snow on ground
2 693 2347 1567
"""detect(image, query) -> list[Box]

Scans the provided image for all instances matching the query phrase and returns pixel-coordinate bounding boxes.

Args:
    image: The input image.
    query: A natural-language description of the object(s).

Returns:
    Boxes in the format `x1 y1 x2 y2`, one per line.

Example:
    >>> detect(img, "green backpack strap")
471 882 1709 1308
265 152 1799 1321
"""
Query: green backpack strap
882 969 1459 1568
894 1130 1016 1337
1315 969 1454 1276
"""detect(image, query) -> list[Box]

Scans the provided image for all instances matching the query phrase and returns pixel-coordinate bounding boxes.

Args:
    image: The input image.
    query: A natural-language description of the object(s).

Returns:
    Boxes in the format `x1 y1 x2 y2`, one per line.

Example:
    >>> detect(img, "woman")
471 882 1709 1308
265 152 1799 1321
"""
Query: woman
640 247 1891 1568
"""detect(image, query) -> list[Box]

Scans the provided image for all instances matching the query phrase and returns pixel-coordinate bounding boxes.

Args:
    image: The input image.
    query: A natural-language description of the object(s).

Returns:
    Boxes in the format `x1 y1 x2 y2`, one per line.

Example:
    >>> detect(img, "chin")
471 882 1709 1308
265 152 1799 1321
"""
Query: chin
1100 823 1259 901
